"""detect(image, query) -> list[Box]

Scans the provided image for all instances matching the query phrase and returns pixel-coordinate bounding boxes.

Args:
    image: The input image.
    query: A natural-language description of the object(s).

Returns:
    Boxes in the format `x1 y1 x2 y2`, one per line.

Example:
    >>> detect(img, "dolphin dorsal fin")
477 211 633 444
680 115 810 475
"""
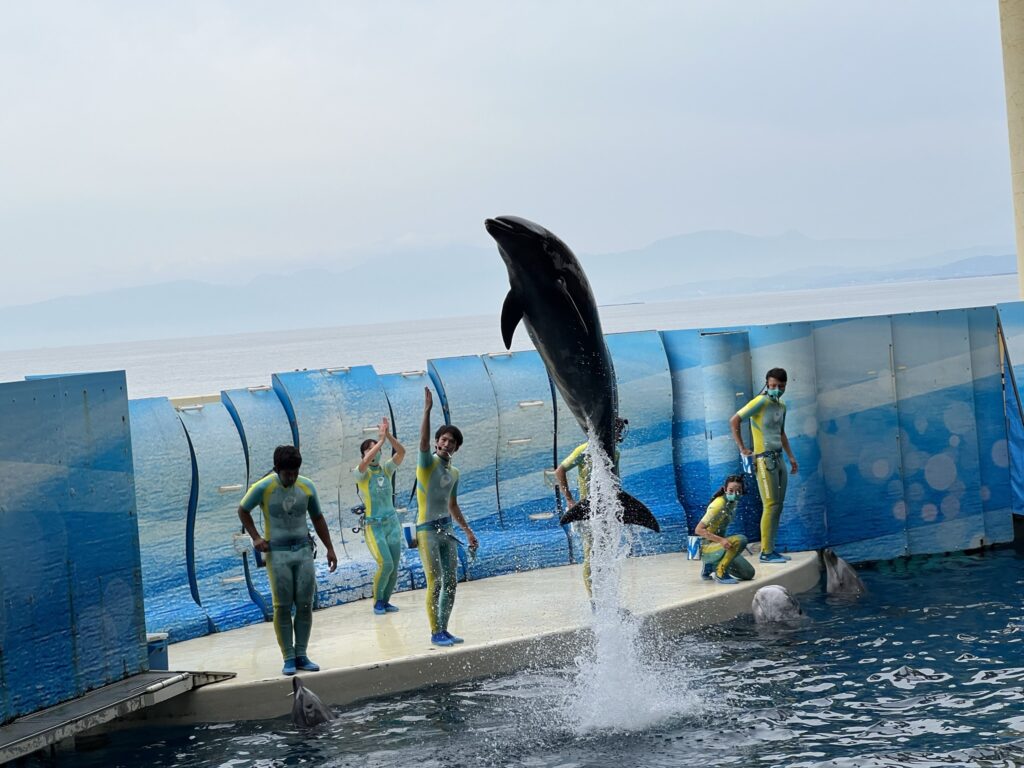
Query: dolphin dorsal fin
557 278 588 334
501 290 523 349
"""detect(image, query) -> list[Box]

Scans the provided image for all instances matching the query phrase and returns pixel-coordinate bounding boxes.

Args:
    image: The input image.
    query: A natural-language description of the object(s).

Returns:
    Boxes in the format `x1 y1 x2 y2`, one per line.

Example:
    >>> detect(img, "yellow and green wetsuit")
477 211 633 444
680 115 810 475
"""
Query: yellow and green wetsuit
415 450 461 635
354 458 401 605
699 496 754 580
239 473 322 662
735 393 788 555
559 442 619 597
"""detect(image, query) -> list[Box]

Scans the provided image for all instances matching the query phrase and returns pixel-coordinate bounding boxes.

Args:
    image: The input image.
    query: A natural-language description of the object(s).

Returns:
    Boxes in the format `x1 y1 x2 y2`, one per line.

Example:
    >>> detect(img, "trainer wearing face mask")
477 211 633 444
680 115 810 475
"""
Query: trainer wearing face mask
695 474 754 584
729 367 799 564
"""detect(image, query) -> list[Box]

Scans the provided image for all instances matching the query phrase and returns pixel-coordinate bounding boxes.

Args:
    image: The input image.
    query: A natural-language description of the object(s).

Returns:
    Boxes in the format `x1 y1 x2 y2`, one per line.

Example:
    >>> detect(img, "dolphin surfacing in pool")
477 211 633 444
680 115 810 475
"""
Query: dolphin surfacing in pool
484 215 659 533
821 549 867 596
752 585 805 625
291 676 335 728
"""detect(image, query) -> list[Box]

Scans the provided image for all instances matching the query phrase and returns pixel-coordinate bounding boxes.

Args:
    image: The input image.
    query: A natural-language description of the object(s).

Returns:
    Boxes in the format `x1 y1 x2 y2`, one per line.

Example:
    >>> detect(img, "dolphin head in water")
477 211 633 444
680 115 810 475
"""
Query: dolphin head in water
291 675 335 728
821 548 867 596
752 584 805 625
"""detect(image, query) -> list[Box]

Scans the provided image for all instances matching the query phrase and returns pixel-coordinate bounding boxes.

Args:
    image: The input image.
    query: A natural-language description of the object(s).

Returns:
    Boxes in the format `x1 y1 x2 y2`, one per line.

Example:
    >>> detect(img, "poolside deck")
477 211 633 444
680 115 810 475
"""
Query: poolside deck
142 548 819 724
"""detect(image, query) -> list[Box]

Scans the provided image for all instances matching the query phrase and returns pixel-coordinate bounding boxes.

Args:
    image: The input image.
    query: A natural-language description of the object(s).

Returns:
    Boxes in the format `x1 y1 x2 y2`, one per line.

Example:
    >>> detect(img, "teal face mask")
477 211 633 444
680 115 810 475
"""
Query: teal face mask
766 388 783 399
725 492 739 502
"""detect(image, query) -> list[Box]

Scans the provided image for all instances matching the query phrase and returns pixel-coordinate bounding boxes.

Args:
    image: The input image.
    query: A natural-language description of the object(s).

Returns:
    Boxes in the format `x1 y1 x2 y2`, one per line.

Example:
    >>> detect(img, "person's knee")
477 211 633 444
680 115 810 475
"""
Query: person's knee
732 535 748 548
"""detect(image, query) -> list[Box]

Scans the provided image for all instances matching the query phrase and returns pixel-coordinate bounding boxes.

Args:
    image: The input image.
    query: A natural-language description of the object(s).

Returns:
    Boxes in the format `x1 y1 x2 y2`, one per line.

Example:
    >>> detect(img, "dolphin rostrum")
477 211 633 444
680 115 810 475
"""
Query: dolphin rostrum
291 675 335 728
821 549 867 596
484 215 659 532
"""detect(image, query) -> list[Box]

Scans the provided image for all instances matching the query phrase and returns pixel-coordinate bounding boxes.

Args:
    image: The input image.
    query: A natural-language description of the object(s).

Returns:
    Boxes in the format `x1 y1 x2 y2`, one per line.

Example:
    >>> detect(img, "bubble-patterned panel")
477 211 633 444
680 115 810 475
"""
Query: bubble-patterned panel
996 300 1024 517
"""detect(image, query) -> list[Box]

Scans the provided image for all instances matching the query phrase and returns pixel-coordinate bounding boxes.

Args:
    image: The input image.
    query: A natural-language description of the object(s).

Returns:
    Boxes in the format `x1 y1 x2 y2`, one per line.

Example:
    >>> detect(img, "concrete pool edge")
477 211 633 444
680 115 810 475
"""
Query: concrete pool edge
137 551 820 725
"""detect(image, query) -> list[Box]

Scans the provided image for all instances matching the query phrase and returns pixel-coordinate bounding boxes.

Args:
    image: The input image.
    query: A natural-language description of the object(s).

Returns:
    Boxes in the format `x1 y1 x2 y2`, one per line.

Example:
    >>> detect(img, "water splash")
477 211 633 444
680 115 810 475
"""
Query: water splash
566 434 702 733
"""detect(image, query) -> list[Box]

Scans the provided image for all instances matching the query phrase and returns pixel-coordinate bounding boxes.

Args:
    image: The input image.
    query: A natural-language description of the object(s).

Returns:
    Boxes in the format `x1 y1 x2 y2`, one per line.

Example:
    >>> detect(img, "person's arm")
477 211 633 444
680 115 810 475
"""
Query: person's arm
357 436 386 474
554 465 575 507
781 430 798 474
311 515 338 573
385 416 406 466
419 387 432 453
696 500 734 550
449 494 478 549
729 413 751 456
237 506 269 552
695 518 734 550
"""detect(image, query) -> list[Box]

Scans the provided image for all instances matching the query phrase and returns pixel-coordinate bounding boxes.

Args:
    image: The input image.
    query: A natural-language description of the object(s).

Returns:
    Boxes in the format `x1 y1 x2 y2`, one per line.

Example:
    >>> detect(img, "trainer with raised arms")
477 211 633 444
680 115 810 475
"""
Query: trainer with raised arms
416 387 478 647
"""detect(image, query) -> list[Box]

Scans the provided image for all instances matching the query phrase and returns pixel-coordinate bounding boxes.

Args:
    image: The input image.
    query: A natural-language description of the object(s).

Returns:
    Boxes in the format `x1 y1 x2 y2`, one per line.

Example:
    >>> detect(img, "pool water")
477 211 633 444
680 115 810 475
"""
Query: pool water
54 545 1024 768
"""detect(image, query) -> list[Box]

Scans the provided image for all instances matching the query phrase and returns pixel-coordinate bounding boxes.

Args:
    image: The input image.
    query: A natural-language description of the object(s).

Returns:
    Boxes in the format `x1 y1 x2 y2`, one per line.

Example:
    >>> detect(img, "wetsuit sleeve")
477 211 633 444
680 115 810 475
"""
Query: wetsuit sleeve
383 458 397 477
352 466 368 482
559 442 588 471
303 481 323 519
239 476 270 512
736 395 767 421
699 496 725 530
418 449 435 470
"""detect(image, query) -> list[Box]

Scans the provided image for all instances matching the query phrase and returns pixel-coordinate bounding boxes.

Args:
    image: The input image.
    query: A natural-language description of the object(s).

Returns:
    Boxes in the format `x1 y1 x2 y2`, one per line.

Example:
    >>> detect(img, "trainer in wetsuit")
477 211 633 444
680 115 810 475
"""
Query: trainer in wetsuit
729 367 799 564
354 416 406 615
695 474 755 584
553 417 627 600
237 446 337 676
417 387 478 647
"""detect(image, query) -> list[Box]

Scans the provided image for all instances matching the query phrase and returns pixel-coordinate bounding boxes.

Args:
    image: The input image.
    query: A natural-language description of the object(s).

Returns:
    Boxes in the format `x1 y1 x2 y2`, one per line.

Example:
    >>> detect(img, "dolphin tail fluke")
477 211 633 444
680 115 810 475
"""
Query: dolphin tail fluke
558 493 660 533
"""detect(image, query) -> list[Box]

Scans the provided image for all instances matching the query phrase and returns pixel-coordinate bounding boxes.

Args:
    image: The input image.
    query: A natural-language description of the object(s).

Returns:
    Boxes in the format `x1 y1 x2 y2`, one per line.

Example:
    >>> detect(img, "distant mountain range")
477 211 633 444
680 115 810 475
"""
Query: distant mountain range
3 230 1015 350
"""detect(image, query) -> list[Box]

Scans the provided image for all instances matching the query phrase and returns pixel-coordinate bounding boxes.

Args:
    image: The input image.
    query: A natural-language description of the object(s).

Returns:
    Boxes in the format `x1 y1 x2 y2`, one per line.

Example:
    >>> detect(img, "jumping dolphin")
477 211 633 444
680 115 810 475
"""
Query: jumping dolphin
291 676 335 728
752 584 805 625
821 549 867 596
484 215 659 532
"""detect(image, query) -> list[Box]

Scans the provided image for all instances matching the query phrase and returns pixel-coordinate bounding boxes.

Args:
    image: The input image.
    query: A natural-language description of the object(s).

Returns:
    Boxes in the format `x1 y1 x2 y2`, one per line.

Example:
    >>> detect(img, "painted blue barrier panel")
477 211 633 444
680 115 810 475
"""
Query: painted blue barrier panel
176 401 264 632
967 308 1014 542
813 317 906 562
271 369 377 607
220 385 295 617
700 331 760 541
0 372 146 721
427 356 500 527
378 370 442 591
606 331 686 553
659 329 709 531
997 301 1024 517
747 323 828 552
128 397 211 642
481 350 569 571
891 311 984 556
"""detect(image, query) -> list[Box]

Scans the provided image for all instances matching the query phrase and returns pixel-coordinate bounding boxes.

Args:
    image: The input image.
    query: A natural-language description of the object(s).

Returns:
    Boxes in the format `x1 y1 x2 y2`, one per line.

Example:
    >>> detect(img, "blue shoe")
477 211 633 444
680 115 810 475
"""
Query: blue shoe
700 562 714 581
712 572 739 585
431 632 455 647
384 603 400 613
760 552 787 564
443 631 464 644
282 658 297 676
778 552 792 561
373 600 387 615
295 655 320 672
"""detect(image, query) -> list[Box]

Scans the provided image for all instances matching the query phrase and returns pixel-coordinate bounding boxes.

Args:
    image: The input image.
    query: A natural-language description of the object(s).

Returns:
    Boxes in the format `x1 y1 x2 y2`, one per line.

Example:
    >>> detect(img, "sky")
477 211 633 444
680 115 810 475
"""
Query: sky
0 1 1015 309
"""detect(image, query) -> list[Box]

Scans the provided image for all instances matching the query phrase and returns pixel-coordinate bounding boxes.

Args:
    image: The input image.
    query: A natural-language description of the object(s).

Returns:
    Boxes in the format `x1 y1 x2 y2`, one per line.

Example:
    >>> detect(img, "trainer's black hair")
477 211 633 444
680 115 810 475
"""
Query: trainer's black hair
360 438 376 457
435 424 464 448
765 367 788 384
709 474 746 504
273 445 302 472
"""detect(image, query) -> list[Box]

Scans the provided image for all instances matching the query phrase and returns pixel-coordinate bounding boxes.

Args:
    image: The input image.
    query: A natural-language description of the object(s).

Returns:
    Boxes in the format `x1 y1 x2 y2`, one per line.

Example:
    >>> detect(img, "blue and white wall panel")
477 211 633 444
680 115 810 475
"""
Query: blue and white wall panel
997 301 1024 517
271 369 375 606
606 331 686 553
427 356 501 528
660 329 709 530
747 323 828 552
176 401 264 632
482 350 568 572
129 397 211 641
0 373 146 721
891 311 985 556
812 317 906 562
220 385 295 617
700 331 760 541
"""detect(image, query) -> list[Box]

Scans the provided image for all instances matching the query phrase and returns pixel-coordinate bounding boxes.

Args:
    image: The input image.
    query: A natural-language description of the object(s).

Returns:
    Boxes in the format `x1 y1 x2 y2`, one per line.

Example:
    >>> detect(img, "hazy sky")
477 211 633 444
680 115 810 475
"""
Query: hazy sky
0 1 1014 308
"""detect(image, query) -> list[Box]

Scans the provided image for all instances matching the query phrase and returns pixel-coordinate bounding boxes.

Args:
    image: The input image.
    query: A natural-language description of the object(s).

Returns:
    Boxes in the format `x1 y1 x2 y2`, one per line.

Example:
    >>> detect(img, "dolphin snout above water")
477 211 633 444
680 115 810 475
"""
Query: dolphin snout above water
485 215 659 533
821 548 867 596
291 676 335 728
752 585 805 625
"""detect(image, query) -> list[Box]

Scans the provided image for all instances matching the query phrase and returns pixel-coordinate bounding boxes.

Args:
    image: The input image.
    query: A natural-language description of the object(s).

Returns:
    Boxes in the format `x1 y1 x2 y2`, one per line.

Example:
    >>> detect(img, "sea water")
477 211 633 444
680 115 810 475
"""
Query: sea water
49 537 1024 767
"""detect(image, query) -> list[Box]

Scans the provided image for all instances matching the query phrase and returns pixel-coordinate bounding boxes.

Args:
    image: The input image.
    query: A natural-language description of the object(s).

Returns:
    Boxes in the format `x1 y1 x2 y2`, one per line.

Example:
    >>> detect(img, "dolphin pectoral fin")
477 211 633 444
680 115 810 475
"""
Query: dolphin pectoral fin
619 492 660 532
558 493 660 532
557 279 589 335
501 290 524 349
